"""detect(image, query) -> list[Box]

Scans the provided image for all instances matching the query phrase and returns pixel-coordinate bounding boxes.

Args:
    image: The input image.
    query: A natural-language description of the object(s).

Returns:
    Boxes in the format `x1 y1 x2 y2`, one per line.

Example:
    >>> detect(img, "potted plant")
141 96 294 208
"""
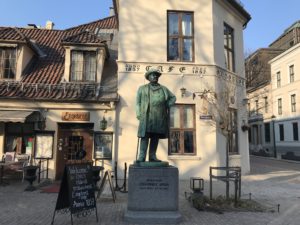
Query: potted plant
24 157 39 191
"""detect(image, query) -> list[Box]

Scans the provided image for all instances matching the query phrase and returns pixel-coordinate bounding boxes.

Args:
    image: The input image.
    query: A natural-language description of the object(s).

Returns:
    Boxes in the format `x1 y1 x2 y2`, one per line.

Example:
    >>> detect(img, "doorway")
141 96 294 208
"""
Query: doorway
56 123 94 179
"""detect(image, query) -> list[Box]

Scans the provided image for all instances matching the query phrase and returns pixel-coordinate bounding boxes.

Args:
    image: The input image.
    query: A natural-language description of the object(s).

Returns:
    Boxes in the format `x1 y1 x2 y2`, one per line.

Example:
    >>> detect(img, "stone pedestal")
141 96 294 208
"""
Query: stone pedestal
124 165 182 224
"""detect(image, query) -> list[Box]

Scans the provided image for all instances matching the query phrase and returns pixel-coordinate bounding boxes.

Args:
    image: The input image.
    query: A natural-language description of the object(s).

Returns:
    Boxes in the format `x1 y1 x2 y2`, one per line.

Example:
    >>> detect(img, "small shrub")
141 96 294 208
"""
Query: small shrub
189 194 267 213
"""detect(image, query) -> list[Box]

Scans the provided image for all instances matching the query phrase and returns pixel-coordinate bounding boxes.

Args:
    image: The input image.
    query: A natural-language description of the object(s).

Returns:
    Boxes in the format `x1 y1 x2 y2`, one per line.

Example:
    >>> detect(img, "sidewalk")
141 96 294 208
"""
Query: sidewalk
0 156 299 225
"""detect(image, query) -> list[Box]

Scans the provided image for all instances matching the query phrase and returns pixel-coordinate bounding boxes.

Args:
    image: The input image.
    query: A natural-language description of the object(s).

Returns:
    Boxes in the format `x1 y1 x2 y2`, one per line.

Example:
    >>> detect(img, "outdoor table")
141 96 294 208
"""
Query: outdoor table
0 161 17 186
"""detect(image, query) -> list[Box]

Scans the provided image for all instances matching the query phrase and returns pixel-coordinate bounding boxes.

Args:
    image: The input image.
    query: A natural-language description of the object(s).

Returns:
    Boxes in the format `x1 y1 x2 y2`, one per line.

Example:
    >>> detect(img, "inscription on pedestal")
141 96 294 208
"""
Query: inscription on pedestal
127 166 178 211
125 165 182 224
139 178 169 191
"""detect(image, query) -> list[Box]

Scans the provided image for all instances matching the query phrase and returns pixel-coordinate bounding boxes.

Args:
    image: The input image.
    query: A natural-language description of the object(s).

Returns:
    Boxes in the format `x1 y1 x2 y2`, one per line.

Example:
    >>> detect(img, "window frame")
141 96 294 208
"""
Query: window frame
0 47 17 80
167 11 194 62
264 96 268 113
255 99 259 114
70 50 97 82
278 98 282 115
292 122 299 141
276 71 281 88
279 124 284 141
168 104 196 155
228 108 239 154
94 132 113 159
291 94 296 112
4 122 35 154
264 123 271 143
224 23 235 72
289 65 295 83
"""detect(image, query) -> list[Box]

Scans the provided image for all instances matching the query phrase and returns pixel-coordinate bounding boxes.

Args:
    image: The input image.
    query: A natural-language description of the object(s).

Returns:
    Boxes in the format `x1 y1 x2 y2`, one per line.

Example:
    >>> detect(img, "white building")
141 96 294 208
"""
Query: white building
269 43 300 160
115 0 251 179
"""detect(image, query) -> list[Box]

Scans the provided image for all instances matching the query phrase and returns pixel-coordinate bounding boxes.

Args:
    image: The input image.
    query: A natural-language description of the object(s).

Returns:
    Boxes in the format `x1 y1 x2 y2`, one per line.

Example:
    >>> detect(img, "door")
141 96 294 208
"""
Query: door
56 123 93 180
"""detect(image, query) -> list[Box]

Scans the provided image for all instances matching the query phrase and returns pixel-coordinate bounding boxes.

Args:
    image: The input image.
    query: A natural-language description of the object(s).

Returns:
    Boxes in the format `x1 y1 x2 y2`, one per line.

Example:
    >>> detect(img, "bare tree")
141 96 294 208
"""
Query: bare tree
194 78 241 199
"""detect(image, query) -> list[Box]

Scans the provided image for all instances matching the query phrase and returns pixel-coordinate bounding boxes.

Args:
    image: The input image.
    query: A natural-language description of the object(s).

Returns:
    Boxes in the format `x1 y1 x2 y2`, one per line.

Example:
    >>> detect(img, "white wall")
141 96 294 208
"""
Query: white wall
118 0 214 64
117 0 250 178
0 123 4 159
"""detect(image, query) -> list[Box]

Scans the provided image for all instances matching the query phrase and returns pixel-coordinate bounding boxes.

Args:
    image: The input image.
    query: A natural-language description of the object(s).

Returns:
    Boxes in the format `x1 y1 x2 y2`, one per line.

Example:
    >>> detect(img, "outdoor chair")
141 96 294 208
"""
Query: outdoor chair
3 152 16 162
15 154 31 182
3 153 31 181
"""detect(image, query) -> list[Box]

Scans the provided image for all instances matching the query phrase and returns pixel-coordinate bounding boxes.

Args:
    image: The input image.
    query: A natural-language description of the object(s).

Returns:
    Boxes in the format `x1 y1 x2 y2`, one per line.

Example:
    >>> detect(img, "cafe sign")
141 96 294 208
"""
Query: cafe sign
62 112 90 121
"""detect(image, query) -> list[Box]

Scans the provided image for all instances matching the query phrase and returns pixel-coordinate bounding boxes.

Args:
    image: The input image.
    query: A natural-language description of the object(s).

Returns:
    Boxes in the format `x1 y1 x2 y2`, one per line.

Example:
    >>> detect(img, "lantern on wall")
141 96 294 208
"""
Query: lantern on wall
100 116 108 131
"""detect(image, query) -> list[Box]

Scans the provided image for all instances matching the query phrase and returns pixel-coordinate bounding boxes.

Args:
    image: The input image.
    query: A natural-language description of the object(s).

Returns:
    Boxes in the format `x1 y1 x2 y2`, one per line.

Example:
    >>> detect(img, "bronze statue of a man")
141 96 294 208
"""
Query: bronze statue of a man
136 68 176 162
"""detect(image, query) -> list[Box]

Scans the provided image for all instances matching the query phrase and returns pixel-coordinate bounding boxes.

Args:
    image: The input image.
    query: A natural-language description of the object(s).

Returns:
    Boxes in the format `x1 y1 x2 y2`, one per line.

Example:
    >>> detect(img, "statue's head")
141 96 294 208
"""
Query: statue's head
145 68 161 82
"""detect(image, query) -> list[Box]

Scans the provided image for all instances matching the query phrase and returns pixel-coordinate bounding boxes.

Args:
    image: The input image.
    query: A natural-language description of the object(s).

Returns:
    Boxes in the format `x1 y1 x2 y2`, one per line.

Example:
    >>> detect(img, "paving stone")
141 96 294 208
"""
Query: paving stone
0 157 300 225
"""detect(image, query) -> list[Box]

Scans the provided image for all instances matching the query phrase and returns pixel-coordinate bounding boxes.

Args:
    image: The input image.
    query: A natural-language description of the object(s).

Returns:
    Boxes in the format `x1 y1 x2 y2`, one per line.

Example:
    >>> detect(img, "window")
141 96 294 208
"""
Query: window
276 71 281 88
94 132 113 159
229 109 238 154
289 65 294 83
167 11 194 62
278 98 282 115
0 47 16 79
293 122 299 141
264 97 268 113
248 127 252 143
291 94 296 112
255 99 259 114
70 50 96 82
264 123 270 143
169 104 196 155
279 124 284 141
5 123 34 154
247 102 250 116
224 23 235 72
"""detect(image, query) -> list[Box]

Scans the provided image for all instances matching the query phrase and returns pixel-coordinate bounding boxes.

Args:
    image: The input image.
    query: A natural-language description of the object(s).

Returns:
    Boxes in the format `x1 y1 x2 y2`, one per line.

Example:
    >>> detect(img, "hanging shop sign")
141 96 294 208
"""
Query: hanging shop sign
62 112 90 121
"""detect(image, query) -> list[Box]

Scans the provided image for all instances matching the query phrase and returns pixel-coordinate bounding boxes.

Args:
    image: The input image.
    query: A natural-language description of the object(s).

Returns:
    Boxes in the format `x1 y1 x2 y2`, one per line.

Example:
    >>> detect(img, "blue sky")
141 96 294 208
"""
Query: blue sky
243 0 300 51
0 0 112 29
0 0 299 53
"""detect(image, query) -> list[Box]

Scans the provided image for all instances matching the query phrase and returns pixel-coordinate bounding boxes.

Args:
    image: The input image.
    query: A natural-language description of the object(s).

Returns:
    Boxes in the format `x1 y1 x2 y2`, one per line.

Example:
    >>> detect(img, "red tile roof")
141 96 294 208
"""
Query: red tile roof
0 16 118 102
62 30 104 45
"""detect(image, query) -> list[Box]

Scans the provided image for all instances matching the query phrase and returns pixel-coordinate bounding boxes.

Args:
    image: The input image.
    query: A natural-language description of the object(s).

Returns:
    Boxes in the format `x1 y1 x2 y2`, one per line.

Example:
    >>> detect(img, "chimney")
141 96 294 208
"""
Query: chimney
45 20 55 30
109 7 115 16
27 24 38 29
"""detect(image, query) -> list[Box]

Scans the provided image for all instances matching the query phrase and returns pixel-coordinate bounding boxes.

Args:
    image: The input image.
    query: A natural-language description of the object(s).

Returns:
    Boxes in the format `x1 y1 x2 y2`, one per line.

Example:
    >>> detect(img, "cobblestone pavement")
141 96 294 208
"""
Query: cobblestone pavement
0 156 300 225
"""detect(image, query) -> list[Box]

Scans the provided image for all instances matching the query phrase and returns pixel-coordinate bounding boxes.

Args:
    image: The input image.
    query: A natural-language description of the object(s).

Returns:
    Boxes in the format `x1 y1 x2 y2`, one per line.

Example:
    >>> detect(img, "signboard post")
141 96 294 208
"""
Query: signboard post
51 163 98 225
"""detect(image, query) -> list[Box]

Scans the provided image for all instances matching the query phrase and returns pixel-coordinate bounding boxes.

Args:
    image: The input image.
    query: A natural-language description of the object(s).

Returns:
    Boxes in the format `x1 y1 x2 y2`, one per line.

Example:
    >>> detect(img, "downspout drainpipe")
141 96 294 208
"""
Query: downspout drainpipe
272 116 277 158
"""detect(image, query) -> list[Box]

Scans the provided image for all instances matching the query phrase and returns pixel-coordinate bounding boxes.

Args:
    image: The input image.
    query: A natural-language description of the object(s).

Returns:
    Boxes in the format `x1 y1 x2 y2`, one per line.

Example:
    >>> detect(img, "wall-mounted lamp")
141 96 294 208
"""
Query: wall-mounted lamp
100 116 108 131
192 89 214 100
241 119 250 132
242 98 249 106
180 87 187 97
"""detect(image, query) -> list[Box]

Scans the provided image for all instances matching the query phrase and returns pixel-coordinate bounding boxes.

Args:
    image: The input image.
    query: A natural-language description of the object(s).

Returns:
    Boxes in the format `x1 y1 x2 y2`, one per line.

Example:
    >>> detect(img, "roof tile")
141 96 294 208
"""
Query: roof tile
0 16 118 102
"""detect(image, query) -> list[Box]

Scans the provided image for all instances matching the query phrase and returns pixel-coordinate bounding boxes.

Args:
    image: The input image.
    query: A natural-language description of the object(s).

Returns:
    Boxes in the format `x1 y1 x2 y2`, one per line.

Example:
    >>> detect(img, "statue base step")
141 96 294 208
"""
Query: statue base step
134 161 169 167
125 210 182 224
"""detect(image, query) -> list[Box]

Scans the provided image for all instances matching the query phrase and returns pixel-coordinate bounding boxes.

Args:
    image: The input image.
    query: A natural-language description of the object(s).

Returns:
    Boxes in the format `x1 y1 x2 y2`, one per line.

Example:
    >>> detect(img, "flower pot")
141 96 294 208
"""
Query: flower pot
24 165 39 191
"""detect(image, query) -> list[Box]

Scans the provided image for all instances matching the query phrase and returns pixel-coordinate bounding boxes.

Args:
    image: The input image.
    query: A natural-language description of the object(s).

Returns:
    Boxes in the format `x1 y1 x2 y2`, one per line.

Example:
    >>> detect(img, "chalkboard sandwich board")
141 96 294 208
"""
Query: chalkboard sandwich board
51 163 98 225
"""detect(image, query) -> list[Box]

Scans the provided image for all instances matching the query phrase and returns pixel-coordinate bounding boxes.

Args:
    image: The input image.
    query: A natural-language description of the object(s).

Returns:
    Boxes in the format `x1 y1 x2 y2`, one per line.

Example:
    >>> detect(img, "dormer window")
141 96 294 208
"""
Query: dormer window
71 50 97 82
0 47 16 79
62 30 108 83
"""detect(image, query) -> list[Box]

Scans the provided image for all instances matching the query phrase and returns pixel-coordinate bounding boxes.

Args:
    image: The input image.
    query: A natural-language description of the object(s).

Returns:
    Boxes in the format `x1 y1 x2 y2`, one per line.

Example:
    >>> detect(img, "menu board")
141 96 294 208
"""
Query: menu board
67 163 96 213
54 163 96 214
35 132 54 159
